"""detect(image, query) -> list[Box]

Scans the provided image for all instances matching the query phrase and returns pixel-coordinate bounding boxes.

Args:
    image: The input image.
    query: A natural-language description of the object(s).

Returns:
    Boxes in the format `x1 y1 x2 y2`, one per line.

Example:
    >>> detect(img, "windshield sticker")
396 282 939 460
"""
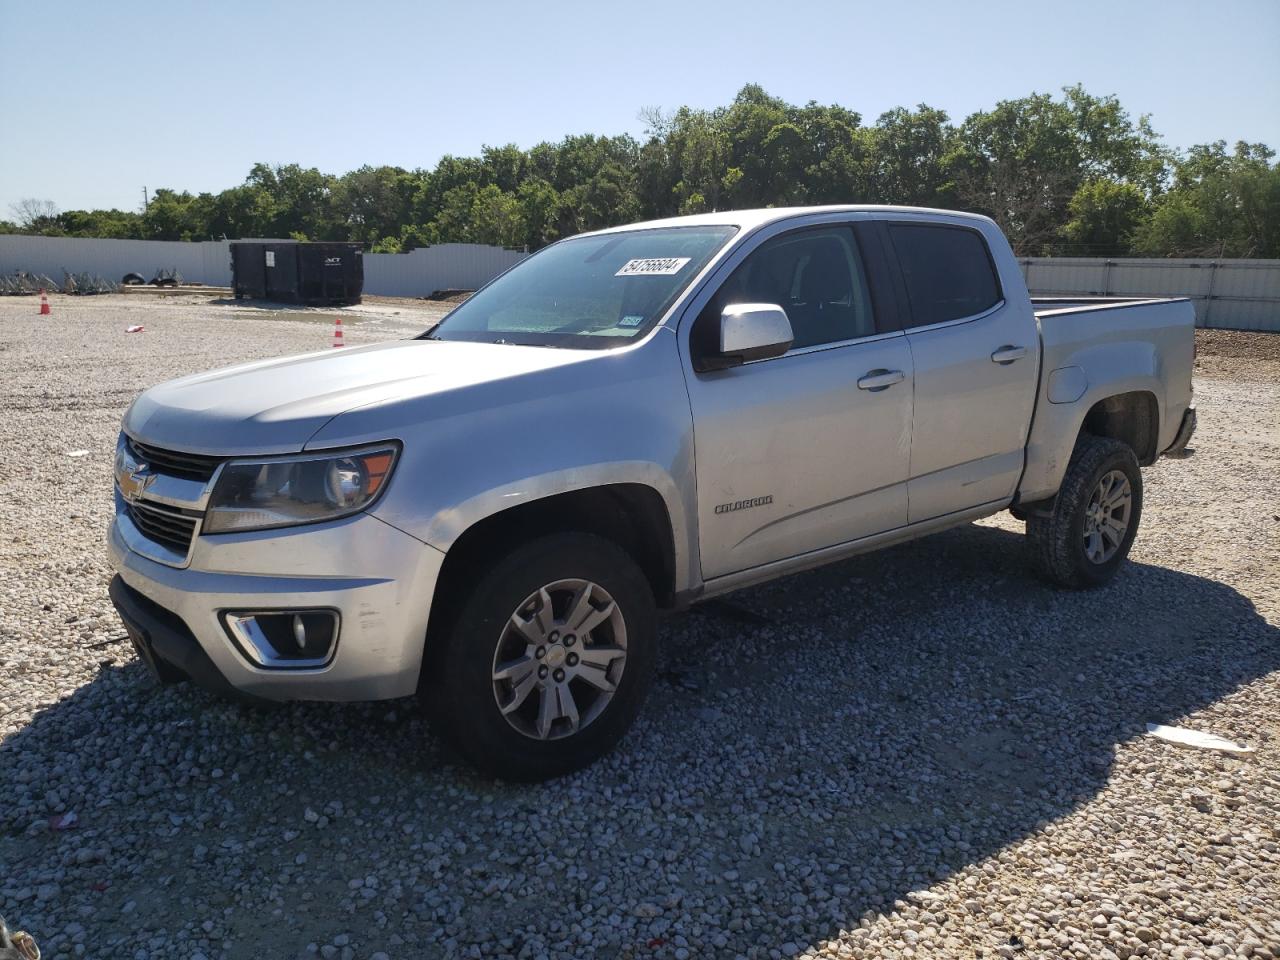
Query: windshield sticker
619 314 645 327
615 257 691 277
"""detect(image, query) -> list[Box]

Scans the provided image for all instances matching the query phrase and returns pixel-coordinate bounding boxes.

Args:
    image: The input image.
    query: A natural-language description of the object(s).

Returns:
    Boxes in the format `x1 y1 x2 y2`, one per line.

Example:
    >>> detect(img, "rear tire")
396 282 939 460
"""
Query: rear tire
424 533 656 781
1027 434 1143 588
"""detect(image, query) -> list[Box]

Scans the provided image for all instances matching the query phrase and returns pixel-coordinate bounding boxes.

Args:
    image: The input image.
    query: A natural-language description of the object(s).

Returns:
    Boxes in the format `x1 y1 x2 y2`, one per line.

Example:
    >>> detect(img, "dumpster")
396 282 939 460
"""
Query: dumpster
231 241 363 305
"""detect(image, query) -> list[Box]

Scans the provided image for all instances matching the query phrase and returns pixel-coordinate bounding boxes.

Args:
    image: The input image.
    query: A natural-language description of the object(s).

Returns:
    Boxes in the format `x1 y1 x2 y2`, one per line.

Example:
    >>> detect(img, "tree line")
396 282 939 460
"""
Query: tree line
5 84 1278 258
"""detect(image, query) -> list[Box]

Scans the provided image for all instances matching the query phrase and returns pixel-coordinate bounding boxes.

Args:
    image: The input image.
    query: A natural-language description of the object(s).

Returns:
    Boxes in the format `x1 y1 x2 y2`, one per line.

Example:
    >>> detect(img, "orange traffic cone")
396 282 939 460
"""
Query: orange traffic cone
332 315 344 348
39 288 51 315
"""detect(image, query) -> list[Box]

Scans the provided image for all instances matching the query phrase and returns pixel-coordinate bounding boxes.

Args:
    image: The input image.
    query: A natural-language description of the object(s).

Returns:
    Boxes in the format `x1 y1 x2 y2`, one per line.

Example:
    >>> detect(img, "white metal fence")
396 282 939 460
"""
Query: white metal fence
362 243 527 297
0 234 528 299
2 234 1277 331
0 235 234 287
1021 257 1280 332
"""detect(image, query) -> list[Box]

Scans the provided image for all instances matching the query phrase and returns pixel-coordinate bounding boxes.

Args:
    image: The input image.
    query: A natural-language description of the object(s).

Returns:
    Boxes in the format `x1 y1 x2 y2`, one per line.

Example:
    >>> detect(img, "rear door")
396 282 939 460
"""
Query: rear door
681 219 914 580
884 220 1039 522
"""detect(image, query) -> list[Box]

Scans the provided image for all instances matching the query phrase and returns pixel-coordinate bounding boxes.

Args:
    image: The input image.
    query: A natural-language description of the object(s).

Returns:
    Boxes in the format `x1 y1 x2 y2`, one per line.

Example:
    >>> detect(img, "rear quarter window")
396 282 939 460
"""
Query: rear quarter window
888 223 1002 327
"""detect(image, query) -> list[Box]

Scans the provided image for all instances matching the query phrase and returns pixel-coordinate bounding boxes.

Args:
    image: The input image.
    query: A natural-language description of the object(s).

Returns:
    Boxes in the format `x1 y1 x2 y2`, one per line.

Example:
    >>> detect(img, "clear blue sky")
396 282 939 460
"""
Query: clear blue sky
1 0 1277 215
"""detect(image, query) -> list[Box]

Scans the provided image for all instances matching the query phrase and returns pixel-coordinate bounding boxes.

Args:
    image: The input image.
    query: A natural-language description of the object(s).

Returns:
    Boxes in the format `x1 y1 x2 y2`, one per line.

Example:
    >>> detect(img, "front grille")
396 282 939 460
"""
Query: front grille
127 438 223 483
125 500 200 555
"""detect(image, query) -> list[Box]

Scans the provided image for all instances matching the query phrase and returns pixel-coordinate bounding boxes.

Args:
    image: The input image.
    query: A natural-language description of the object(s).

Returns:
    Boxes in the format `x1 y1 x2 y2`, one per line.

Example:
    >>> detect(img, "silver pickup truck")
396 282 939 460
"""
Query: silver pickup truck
109 206 1196 779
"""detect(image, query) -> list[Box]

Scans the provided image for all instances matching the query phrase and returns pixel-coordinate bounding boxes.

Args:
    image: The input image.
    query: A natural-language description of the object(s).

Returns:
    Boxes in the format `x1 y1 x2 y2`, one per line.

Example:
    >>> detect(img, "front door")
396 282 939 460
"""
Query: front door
681 224 915 581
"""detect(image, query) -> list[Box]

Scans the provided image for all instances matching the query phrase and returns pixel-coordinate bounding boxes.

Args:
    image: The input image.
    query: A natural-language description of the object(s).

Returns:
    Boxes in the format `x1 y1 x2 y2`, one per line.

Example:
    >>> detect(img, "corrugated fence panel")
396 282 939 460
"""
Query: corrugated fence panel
203 242 233 285
0 234 232 286
1024 259 1107 296
361 248 420 297
1211 261 1280 331
0 234 526 297
424 243 529 290
3 234 1273 329
362 244 528 297
1021 257 1280 332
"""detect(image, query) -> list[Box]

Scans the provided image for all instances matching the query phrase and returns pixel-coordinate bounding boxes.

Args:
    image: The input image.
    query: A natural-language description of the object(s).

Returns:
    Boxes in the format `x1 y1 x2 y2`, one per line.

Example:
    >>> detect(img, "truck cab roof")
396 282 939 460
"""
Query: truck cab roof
584 204 997 237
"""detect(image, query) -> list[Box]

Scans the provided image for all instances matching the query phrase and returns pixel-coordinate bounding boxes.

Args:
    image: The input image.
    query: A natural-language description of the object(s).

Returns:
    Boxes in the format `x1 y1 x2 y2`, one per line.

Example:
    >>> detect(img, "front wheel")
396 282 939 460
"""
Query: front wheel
425 533 657 781
1027 434 1143 588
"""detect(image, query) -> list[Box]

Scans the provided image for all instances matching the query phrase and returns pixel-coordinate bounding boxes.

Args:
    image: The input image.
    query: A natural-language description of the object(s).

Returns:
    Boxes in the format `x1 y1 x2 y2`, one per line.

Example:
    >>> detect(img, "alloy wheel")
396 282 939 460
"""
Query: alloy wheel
1083 469 1132 564
491 578 628 740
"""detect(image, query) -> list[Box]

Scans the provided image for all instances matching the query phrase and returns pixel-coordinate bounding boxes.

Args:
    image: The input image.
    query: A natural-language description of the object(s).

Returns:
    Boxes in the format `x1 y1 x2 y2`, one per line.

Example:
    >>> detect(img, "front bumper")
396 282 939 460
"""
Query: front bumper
108 512 444 701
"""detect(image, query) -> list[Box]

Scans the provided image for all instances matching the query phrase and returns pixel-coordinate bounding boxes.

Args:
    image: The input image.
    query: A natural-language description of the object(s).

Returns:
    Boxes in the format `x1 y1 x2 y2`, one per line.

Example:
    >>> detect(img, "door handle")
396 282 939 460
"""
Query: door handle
857 369 905 391
991 345 1027 365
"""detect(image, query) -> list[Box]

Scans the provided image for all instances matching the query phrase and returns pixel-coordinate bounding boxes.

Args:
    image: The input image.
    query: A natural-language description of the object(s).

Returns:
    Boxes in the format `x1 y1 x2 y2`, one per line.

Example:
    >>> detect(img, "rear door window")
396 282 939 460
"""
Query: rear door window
888 224 1002 327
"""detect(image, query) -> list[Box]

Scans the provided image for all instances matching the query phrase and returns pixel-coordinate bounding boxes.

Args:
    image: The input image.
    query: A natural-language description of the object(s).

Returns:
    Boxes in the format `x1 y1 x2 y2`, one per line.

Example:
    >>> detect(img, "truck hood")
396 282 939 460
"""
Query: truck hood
123 339 595 455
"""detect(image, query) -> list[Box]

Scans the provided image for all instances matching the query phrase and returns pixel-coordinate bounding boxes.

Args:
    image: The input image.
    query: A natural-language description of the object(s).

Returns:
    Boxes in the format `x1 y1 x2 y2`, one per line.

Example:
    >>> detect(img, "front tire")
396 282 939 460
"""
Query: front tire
1027 434 1143 588
425 533 657 781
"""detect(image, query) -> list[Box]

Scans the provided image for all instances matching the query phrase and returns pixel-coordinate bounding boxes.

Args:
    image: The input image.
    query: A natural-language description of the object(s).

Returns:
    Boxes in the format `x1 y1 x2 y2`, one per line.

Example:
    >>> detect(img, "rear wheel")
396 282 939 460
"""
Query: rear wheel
1027 434 1143 588
425 533 656 781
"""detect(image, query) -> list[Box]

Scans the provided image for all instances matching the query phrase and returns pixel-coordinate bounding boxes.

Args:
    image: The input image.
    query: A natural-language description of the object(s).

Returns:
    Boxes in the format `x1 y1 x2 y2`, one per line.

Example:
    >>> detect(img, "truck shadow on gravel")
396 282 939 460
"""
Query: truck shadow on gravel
3 523 1277 958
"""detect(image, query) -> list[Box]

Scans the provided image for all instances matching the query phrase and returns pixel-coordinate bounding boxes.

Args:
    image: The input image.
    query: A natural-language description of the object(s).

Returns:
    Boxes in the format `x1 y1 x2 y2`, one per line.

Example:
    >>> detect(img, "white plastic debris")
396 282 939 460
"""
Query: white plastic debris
66 450 90 458
1146 723 1254 754
125 324 145 333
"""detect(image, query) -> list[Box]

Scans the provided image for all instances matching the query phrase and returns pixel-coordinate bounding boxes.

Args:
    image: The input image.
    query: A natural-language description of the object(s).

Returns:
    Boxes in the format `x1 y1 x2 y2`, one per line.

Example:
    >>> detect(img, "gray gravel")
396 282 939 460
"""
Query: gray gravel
2 293 1278 960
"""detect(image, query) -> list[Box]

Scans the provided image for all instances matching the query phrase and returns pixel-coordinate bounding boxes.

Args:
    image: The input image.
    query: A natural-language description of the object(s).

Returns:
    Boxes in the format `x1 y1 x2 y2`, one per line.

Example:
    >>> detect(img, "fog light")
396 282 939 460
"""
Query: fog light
222 610 338 669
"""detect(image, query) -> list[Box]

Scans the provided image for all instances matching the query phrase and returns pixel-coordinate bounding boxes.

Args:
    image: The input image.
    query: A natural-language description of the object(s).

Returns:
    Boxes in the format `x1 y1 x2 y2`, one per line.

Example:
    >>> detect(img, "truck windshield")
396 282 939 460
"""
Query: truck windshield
427 225 737 349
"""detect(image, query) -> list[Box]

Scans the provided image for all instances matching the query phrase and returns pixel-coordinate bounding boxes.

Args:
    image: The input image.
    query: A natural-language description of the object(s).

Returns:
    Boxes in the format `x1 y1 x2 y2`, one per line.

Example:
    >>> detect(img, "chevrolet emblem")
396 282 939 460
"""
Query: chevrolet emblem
117 459 156 502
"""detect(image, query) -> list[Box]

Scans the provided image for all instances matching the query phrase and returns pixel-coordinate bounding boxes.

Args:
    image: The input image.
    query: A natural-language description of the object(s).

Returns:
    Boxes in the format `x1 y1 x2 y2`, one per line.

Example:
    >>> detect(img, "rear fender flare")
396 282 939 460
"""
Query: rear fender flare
1019 341 1164 503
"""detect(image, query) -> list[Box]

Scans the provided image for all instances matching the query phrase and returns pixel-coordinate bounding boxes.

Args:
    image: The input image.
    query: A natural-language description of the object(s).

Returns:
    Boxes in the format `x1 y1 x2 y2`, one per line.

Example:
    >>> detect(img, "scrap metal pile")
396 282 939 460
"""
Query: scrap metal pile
0 270 61 294
0 269 120 295
151 267 183 287
62 270 119 294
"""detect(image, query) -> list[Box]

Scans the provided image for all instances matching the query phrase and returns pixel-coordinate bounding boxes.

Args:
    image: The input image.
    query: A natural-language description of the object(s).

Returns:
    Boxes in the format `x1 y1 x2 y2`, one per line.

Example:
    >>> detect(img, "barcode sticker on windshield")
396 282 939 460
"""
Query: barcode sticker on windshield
616 257 691 277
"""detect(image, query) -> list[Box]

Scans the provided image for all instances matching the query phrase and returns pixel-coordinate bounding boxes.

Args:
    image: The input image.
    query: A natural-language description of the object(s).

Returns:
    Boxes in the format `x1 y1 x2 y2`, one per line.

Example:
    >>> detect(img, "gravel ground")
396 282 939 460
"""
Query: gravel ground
1 294 1278 960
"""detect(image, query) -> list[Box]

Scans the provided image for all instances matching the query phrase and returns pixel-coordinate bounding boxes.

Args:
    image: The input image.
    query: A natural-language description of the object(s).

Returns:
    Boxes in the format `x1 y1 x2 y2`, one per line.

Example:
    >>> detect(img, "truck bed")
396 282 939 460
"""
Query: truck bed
1017 296 1197 503
1031 295 1193 317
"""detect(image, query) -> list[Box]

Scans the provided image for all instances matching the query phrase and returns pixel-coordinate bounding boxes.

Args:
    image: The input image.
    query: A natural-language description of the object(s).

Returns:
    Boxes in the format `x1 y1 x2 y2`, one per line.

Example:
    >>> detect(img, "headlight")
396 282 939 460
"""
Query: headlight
203 444 399 534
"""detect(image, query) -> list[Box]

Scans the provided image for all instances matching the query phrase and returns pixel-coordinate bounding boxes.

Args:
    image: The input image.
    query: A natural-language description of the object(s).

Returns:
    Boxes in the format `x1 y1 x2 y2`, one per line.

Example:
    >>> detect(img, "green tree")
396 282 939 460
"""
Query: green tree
1132 141 1280 257
792 102 873 204
1130 193 1207 257
15 85 1276 260
717 84 791 207
469 185 525 248
1062 85 1171 191
59 208 144 239
664 106 730 213
330 165 417 245
1060 179 1150 255
412 155 484 226
951 86 1173 254
516 177 560 249
432 183 524 247
871 105 956 207
951 93 1085 253
432 183 481 242
480 144 528 193
142 189 208 240
249 163 336 239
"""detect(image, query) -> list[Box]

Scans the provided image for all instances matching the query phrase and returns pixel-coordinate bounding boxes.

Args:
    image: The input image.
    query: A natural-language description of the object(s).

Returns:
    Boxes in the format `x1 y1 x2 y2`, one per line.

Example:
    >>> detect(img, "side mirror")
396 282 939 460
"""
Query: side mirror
699 303 794 371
